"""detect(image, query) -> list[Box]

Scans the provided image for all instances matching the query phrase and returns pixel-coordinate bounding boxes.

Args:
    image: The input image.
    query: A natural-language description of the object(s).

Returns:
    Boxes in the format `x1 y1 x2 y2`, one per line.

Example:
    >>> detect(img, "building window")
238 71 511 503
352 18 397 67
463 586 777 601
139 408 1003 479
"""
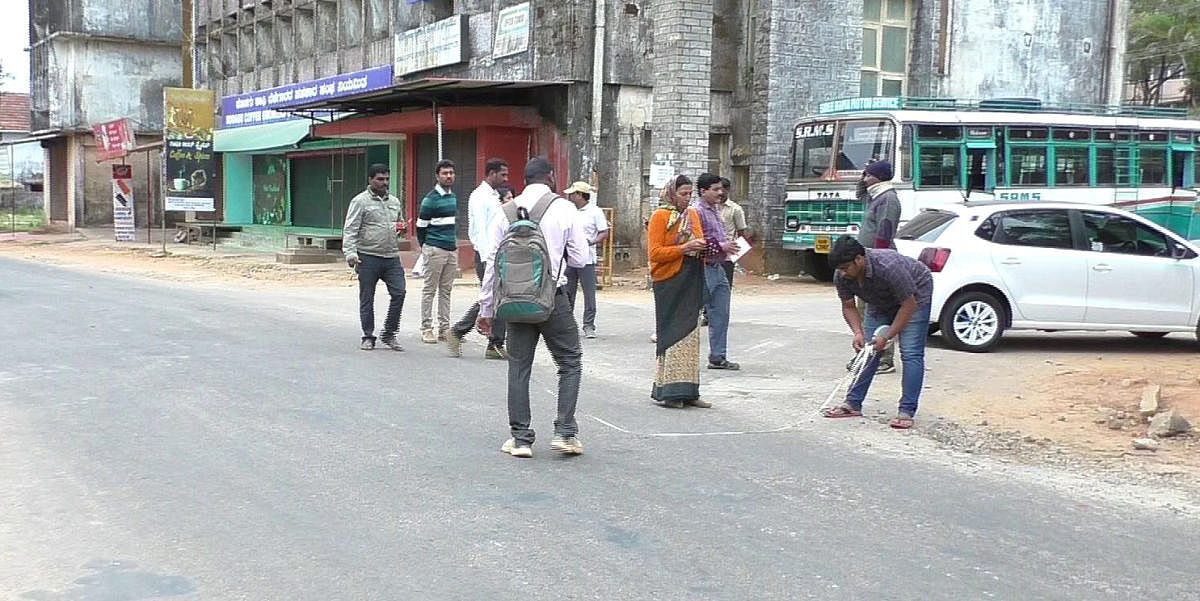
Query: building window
861 0 911 97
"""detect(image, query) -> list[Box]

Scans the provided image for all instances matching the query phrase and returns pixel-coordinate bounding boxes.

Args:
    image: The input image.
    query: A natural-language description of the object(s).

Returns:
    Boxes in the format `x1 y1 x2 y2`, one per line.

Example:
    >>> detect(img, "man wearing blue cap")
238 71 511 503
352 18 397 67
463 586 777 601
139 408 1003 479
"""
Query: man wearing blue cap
851 160 901 373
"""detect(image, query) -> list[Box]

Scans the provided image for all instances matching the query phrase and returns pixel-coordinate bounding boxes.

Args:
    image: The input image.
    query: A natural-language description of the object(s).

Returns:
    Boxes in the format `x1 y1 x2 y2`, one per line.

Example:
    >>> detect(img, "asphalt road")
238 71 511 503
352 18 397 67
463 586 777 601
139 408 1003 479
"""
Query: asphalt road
2 256 1198 601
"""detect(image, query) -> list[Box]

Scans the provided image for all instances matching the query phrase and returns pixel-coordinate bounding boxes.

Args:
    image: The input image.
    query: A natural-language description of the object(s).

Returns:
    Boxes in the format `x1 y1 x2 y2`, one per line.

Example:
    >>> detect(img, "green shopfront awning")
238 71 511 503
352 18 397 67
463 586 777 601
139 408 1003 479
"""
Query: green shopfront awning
214 119 312 153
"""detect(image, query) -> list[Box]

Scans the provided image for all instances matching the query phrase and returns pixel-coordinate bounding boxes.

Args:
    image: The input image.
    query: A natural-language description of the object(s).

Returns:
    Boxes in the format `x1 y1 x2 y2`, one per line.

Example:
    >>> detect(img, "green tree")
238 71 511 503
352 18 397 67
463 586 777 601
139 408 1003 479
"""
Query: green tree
1127 0 1200 112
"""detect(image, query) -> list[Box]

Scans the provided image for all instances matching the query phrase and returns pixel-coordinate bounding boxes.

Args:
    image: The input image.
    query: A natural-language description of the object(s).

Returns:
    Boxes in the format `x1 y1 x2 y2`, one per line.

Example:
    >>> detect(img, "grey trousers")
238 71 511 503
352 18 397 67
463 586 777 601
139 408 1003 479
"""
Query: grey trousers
452 251 506 346
504 290 582 445
356 253 406 340
564 263 598 329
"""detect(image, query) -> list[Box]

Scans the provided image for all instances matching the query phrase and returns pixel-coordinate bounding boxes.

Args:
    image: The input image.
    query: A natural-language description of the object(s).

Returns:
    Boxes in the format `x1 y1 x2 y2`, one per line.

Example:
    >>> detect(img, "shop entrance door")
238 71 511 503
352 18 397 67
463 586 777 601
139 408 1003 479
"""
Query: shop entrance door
414 131 477 240
290 151 367 228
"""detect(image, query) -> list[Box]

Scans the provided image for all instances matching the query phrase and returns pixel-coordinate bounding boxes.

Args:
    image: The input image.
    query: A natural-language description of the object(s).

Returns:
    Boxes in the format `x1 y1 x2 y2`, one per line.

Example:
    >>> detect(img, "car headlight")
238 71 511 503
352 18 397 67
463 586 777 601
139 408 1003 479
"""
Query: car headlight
785 217 800 231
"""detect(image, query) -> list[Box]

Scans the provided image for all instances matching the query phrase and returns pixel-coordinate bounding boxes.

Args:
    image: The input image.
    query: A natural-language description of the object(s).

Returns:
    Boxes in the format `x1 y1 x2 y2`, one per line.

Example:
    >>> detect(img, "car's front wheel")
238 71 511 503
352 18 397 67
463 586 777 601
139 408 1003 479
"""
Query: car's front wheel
940 291 1006 352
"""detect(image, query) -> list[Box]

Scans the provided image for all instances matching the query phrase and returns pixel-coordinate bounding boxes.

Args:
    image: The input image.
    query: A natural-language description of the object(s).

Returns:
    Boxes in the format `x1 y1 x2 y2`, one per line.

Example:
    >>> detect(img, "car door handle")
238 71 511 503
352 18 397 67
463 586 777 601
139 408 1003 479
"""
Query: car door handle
1000 258 1021 265
1092 264 1113 272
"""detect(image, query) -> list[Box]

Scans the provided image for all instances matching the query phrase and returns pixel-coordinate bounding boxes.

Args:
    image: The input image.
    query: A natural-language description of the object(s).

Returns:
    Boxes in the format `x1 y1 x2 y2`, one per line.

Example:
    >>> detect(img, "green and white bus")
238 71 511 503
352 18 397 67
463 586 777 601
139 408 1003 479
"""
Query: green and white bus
783 97 1200 281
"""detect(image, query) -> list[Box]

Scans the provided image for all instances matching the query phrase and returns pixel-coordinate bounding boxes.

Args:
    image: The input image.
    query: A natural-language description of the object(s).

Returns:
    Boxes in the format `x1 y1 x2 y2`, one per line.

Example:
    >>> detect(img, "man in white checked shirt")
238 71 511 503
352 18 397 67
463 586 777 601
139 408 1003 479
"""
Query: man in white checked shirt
477 157 590 459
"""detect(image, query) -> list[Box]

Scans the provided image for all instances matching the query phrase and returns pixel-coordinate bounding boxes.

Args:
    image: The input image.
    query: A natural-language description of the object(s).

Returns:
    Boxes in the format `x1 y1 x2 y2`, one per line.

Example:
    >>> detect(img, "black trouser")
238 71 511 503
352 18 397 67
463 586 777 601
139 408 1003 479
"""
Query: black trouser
505 290 582 445
357 253 406 340
451 251 506 346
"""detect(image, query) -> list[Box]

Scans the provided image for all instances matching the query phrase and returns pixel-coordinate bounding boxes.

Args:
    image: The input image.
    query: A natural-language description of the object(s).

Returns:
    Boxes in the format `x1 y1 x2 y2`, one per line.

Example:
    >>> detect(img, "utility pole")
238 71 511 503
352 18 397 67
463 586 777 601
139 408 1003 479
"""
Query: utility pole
182 0 194 88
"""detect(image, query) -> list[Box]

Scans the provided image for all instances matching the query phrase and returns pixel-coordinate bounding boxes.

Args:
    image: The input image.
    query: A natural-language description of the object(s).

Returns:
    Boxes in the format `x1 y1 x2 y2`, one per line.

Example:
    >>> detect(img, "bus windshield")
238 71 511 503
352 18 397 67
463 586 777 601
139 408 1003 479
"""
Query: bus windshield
790 122 836 181
836 120 895 176
790 119 896 181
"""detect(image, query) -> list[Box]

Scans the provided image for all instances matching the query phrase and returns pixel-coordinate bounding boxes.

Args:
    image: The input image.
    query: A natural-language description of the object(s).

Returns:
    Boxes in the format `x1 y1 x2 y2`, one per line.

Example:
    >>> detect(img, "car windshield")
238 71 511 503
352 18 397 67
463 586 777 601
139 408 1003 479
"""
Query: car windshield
835 120 896 177
790 122 836 181
898 209 957 242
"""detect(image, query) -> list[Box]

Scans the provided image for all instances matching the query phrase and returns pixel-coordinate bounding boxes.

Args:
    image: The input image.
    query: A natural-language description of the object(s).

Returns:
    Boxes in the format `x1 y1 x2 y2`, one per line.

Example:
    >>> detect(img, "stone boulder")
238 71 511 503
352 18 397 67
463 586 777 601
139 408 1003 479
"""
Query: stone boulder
1139 385 1161 418
1147 409 1192 438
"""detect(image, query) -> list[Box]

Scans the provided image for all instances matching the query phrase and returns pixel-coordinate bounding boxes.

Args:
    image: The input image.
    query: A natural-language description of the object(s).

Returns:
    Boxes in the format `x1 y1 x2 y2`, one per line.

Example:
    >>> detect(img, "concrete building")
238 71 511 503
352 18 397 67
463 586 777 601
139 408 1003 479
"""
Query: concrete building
29 0 183 229
196 0 1127 270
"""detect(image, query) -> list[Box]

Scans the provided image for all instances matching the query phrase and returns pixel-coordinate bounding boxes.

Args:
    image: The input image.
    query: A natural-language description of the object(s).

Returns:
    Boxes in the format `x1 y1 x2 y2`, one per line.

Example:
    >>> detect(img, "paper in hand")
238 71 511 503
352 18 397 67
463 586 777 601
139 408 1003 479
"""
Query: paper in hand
730 236 752 263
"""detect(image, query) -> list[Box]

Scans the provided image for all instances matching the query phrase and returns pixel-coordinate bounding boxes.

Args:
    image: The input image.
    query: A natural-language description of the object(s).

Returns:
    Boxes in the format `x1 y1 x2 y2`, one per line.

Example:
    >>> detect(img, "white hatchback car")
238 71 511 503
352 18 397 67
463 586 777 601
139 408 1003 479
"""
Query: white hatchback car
893 202 1200 352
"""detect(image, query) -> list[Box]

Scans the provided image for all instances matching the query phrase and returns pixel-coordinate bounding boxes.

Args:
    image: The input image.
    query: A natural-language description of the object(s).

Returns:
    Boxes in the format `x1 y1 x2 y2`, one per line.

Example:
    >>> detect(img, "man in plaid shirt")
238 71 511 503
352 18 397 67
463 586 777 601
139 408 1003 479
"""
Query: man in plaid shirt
692 173 742 370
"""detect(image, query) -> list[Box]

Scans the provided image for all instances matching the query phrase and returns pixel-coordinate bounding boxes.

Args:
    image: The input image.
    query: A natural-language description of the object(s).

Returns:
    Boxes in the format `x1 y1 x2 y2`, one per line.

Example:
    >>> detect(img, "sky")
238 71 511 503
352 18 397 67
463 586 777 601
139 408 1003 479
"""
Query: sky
1 1 30 93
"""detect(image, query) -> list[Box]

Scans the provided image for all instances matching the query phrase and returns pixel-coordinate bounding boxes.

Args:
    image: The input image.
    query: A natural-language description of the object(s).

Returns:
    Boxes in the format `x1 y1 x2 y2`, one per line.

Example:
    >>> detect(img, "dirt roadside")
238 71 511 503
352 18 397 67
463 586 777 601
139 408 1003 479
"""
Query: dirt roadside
4 237 1198 482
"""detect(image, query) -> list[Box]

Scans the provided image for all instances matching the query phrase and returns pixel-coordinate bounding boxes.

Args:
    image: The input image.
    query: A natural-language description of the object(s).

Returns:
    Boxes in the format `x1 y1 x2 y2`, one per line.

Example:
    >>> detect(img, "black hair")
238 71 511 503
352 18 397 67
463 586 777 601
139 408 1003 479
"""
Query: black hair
828 235 866 268
524 156 553 184
719 176 731 190
484 158 508 175
673 174 692 188
435 159 456 174
696 173 722 191
368 163 389 179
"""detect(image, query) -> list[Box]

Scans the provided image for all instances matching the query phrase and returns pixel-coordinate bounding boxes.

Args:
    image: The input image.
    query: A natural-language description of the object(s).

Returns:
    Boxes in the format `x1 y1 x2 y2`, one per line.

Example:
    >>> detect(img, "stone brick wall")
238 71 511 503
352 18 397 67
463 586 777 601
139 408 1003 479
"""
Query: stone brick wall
748 0 861 271
648 0 715 182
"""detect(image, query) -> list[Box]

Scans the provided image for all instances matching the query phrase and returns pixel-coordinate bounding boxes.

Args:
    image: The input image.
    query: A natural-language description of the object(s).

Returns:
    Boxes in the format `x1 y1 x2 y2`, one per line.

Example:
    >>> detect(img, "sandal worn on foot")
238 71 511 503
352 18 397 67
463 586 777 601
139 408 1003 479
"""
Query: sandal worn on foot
821 405 863 418
890 416 915 429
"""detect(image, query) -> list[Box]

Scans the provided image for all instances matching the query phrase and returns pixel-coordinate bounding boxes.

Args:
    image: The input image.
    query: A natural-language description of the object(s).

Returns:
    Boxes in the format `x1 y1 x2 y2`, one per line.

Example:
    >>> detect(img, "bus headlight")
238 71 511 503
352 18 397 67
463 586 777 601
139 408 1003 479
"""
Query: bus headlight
785 217 800 231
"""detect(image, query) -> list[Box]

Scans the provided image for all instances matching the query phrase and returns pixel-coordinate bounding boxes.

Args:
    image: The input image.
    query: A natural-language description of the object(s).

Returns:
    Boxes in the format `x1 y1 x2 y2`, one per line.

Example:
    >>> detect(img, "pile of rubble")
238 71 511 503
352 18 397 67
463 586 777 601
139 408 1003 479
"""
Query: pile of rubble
1095 383 1193 452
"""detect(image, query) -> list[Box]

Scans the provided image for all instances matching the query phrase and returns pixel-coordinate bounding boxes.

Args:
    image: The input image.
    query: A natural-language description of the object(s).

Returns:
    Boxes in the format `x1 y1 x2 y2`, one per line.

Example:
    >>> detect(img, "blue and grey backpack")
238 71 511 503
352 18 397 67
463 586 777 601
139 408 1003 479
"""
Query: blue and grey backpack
493 192 562 323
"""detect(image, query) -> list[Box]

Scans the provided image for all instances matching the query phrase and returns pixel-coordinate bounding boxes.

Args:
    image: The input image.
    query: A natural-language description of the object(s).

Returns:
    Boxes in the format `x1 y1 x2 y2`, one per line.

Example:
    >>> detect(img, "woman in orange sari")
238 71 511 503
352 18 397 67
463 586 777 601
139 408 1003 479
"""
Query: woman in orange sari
647 175 709 408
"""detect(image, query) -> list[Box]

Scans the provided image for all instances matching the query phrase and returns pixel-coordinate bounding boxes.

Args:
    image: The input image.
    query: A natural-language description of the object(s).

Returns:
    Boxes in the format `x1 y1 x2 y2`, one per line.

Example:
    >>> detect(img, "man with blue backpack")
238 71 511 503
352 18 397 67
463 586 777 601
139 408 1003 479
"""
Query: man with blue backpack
477 157 591 459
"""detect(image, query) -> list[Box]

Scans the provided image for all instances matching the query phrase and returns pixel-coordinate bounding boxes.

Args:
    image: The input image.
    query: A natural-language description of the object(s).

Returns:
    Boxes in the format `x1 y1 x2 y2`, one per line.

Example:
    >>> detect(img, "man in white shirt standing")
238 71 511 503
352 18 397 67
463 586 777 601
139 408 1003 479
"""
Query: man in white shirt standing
447 158 509 359
478 157 590 459
563 181 609 339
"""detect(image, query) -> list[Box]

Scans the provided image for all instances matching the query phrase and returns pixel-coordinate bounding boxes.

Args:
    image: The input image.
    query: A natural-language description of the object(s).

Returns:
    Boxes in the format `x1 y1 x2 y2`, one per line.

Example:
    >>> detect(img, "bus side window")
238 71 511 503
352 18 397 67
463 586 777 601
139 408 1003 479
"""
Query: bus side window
917 146 962 188
900 125 913 182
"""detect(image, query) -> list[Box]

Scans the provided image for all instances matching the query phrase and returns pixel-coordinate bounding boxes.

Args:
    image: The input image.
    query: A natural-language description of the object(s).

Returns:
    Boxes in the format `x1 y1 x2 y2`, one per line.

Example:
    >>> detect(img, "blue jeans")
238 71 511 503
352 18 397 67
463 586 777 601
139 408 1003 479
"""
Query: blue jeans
703 264 731 363
845 303 931 416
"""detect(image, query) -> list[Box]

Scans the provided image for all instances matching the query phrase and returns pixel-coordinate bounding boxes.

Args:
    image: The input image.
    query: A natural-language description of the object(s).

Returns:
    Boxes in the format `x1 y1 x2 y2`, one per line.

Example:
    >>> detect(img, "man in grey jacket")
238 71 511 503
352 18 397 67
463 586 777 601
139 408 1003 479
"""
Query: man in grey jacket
852 160 901 372
343 164 407 351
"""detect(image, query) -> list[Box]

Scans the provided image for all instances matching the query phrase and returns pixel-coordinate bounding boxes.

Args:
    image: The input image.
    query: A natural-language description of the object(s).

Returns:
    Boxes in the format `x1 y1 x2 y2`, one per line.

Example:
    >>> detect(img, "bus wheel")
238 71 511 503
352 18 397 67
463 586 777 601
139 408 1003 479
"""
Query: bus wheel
804 251 835 282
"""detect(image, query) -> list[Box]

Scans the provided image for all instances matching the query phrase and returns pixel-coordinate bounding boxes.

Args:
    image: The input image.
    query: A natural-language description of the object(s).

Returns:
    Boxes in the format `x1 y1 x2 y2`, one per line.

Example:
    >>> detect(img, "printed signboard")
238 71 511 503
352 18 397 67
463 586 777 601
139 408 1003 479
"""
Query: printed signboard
394 15 468 76
92 118 135 161
494 3 531 58
163 88 216 212
219 65 394 128
112 164 136 241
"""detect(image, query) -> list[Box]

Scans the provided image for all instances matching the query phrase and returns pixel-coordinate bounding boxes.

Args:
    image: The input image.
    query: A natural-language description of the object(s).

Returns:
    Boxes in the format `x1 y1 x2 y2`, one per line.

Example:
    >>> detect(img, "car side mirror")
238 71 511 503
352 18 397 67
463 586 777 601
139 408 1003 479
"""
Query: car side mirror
1172 245 1190 260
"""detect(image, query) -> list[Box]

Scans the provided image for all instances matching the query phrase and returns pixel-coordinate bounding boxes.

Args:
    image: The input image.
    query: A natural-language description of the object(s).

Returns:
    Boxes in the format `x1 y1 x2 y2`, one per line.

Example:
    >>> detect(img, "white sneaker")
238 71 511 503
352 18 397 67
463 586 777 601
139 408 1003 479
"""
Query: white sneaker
550 435 584 455
501 438 533 458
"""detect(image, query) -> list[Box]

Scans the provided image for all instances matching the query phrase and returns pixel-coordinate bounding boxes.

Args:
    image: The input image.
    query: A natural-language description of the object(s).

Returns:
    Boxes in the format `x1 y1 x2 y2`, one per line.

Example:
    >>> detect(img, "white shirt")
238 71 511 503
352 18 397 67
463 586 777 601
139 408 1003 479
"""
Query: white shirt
467 180 500 253
575 201 609 265
478 183 589 318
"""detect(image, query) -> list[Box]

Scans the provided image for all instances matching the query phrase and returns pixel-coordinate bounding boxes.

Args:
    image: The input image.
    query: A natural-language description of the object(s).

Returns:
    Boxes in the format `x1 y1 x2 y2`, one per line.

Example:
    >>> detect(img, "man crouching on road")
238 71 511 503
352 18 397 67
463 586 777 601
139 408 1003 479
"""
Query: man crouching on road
822 236 932 429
